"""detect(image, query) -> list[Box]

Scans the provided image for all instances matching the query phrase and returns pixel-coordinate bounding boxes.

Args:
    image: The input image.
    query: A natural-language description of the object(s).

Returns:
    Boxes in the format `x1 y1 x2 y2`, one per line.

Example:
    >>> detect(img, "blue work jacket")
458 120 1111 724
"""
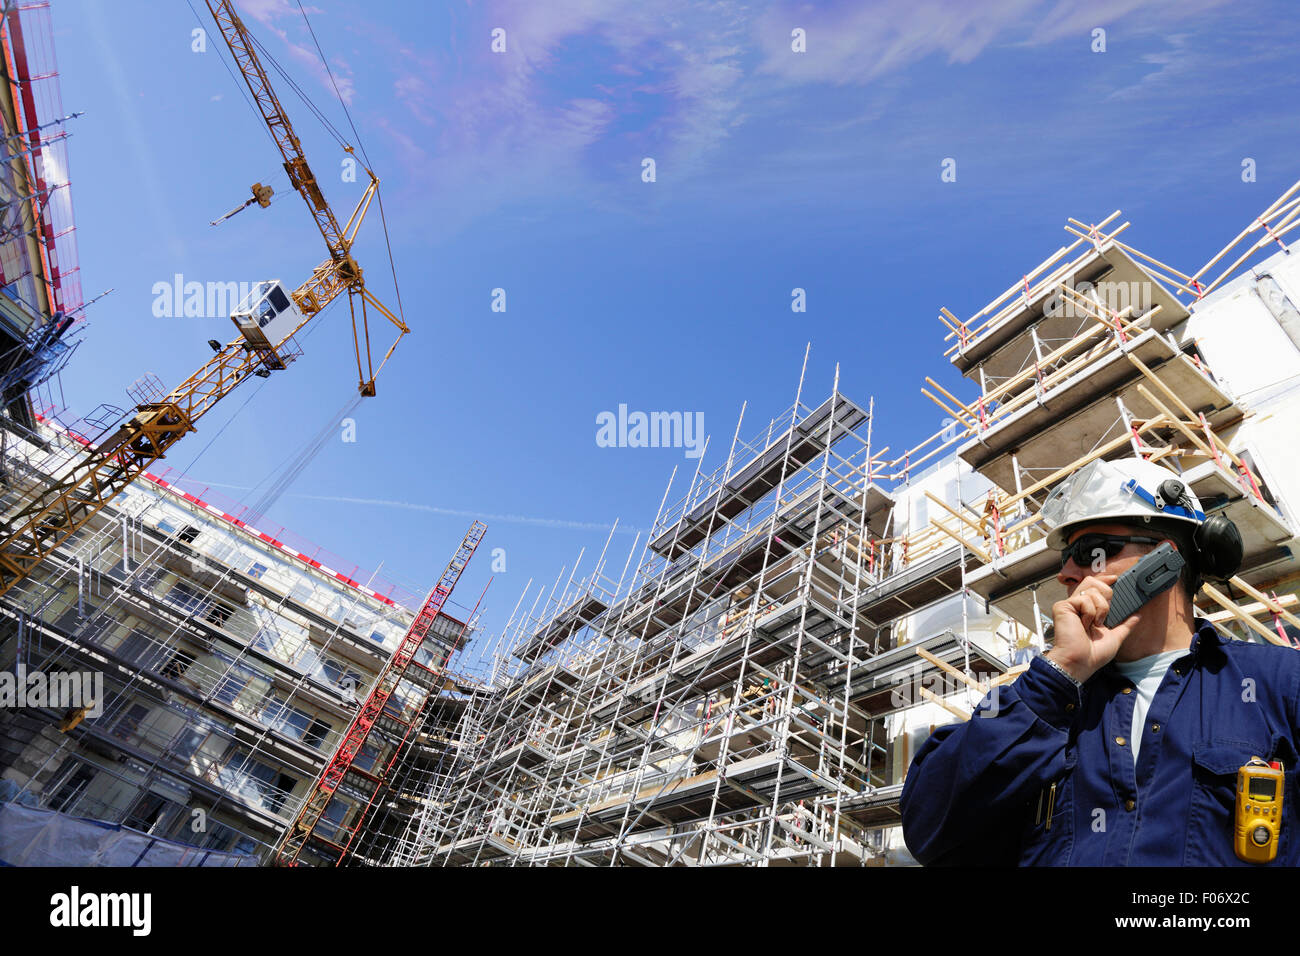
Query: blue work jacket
900 619 1300 865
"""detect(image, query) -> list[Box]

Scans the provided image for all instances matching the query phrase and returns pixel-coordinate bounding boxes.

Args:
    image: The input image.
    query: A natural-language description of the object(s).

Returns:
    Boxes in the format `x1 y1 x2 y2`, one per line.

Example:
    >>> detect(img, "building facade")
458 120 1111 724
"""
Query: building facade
0 414 466 864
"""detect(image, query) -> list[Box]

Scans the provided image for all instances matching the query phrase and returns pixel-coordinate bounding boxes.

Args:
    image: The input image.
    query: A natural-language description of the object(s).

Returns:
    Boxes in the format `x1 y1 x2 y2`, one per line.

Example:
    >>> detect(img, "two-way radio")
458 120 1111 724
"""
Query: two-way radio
1103 542 1186 628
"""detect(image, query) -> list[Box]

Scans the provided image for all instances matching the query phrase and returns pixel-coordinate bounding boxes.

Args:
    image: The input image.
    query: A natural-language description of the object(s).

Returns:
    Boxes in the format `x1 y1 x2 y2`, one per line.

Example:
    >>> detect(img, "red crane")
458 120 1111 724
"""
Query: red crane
275 520 487 866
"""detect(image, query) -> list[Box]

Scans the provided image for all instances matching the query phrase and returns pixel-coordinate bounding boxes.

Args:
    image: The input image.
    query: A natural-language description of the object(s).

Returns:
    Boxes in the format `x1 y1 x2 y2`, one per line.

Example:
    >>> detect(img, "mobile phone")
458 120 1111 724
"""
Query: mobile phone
1104 541 1185 627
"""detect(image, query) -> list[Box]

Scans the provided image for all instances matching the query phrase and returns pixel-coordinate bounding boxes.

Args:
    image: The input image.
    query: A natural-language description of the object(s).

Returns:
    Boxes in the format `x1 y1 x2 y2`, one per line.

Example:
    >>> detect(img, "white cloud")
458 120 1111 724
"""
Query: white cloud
753 0 1041 85
1024 0 1230 46
237 0 323 26
751 0 1234 84
368 0 1260 237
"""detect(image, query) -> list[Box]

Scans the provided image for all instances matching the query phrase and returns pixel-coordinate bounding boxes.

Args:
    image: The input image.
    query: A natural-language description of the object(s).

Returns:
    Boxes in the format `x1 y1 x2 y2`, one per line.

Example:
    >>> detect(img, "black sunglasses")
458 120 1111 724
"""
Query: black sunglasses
1059 533 1163 570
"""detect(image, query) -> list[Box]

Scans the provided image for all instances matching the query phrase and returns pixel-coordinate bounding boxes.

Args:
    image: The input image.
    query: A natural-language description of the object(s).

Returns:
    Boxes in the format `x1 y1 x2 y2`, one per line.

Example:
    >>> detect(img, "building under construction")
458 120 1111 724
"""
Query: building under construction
360 184 1300 867
5 179 1300 868
3 0 1300 867
0 406 479 864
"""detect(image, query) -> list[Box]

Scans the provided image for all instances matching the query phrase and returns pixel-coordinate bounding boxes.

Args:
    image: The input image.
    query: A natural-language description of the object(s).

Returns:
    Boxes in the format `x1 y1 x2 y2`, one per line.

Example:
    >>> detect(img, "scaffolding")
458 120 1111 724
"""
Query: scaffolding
384 355 964 866
925 204 1297 645
356 183 1300 868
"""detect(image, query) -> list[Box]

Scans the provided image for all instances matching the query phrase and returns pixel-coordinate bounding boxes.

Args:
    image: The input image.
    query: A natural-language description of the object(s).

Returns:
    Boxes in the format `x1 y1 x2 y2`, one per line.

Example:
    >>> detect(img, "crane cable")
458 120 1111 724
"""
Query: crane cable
185 0 279 156
245 392 363 524
293 0 408 333
295 0 370 166
246 30 351 151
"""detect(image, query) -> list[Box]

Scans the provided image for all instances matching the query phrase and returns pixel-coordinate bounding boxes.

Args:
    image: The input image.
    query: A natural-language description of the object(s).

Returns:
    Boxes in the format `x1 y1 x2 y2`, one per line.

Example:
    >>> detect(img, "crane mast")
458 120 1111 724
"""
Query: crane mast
274 521 487 866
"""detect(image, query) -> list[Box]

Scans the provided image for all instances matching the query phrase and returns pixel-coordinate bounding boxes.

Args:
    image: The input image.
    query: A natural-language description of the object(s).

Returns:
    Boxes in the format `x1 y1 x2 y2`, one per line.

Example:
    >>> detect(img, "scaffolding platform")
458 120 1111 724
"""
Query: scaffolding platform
599 478 880 656
587 595 841 724
430 829 521 865
960 334 1242 493
854 547 967 627
613 535 794 643
473 736 557 775
837 783 906 830
671 596 845 689
513 593 608 662
502 661 582 706
1185 458 1295 559
951 241 1189 379
548 750 845 842
842 628 1007 716
649 393 870 558
963 538 1059 631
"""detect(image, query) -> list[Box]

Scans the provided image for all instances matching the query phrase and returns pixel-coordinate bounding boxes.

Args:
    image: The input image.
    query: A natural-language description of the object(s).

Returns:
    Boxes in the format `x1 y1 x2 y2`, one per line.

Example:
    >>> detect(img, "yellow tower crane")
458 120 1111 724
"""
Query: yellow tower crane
0 0 407 598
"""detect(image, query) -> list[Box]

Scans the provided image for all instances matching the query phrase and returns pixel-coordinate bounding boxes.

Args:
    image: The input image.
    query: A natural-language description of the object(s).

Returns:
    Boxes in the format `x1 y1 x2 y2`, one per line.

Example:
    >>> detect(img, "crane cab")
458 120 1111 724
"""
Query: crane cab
231 280 304 365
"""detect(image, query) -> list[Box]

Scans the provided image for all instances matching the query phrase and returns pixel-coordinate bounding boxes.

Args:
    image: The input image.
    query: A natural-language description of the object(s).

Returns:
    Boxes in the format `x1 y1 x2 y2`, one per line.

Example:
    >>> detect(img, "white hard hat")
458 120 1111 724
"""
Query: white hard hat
1041 457 1206 549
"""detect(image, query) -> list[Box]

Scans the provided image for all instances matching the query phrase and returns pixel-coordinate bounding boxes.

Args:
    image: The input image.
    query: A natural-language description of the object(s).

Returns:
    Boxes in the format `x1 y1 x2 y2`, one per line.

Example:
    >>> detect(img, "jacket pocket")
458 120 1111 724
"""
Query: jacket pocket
1186 739 1272 866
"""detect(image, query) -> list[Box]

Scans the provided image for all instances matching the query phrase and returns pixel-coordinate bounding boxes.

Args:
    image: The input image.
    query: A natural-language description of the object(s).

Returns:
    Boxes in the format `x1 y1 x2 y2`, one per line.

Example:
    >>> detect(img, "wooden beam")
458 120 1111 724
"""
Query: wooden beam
1127 352 1246 473
1206 594 1298 625
925 376 980 421
915 646 988 694
944 240 1084 355
988 663 1031 686
921 388 978 431
1227 576 1300 631
918 685 971 721
1201 583 1291 647
1111 239 1198 285
928 517 992 564
1133 384 1216 460
924 490 984 536
937 307 963 340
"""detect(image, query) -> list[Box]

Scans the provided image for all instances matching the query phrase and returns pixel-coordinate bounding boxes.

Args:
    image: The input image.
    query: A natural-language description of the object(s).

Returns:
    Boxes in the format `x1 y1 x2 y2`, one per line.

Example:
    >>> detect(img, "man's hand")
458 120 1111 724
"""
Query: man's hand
1047 574 1140 684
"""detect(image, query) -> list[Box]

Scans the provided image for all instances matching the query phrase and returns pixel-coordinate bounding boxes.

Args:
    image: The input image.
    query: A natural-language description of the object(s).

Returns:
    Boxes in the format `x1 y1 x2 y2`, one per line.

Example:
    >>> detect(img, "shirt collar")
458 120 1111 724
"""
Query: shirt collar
1189 616 1223 656
1095 617 1221 684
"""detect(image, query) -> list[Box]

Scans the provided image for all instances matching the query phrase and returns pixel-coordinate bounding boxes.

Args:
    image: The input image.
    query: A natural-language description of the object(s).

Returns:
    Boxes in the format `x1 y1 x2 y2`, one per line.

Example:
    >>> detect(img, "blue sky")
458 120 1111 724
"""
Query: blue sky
45 0 1300 669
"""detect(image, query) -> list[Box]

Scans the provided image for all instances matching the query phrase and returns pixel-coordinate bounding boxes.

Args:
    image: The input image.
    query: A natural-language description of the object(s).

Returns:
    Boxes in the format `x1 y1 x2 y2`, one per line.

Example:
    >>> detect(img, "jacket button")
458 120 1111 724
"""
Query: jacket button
1151 723 1160 733
1122 687 1133 694
1115 736 1126 746
1065 703 1076 713
1125 799 1136 812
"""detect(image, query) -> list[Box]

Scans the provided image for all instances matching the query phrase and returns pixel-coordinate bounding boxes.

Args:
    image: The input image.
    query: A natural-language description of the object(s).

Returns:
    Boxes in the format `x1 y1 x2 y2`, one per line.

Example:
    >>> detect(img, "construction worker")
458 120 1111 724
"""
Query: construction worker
900 456 1300 865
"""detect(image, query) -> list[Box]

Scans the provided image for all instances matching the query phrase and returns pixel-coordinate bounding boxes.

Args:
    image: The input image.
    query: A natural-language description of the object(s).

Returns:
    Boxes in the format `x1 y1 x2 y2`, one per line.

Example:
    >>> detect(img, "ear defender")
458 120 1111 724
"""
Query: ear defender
1152 477 1243 581
1195 513 1244 581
